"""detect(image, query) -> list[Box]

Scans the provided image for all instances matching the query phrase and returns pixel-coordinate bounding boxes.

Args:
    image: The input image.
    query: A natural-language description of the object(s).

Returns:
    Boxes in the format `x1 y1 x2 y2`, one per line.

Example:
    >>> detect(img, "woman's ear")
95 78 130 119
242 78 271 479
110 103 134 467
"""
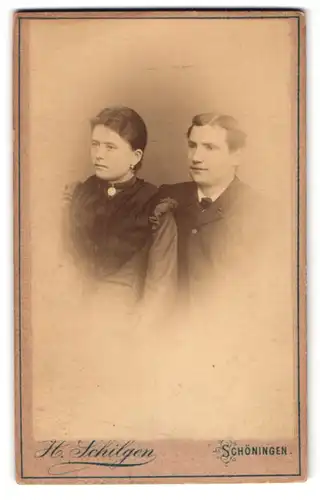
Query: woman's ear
131 149 143 168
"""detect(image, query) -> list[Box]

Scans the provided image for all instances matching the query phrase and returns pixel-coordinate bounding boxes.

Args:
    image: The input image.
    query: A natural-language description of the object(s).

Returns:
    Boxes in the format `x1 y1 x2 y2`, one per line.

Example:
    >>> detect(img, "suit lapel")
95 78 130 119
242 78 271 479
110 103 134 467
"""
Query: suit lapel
196 202 224 227
173 177 241 230
195 177 241 228
175 182 199 229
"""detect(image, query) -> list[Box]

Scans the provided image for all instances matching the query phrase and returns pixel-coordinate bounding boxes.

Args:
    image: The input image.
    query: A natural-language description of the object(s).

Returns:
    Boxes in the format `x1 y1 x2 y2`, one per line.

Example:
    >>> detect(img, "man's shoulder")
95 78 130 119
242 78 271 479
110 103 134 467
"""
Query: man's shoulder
230 178 266 211
232 177 256 198
229 179 275 238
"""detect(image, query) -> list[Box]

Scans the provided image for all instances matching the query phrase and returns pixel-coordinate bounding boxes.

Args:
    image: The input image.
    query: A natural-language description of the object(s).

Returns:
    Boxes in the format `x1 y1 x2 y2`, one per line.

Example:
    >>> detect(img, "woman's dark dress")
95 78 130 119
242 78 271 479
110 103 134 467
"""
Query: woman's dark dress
67 175 158 303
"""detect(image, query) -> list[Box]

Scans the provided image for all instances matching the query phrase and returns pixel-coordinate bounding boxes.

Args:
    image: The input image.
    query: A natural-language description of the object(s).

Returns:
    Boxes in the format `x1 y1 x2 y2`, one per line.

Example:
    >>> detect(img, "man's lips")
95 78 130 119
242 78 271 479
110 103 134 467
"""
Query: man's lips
95 164 108 169
190 166 208 171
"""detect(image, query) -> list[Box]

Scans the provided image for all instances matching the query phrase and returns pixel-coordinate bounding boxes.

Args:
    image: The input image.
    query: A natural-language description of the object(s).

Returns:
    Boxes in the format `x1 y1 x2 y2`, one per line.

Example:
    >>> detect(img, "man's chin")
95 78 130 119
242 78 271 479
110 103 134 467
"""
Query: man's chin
189 171 209 185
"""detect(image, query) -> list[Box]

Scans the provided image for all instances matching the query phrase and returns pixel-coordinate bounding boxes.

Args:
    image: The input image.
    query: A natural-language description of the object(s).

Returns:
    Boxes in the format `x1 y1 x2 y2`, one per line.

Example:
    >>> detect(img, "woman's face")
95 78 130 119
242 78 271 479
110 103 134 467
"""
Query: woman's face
91 125 142 182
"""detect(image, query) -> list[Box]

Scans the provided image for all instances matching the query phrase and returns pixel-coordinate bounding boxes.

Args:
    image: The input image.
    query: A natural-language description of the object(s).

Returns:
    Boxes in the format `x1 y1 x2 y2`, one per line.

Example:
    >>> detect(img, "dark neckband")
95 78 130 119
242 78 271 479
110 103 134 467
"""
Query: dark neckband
97 176 138 192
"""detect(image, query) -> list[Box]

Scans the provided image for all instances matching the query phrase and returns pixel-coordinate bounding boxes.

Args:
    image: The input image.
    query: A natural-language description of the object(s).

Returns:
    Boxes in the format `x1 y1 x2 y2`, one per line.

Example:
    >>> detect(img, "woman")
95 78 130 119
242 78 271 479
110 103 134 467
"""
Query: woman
55 107 177 439
63 106 177 323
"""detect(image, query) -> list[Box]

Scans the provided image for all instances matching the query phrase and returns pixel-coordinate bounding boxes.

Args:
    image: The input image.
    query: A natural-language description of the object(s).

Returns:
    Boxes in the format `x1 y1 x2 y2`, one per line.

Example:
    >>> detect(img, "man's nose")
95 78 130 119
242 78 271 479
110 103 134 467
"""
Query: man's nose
192 148 203 164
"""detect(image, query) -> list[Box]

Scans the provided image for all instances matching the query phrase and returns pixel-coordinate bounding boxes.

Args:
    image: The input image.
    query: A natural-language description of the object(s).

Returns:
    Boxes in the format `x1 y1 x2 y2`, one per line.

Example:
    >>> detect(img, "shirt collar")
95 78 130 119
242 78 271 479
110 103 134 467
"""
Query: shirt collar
197 176 235 204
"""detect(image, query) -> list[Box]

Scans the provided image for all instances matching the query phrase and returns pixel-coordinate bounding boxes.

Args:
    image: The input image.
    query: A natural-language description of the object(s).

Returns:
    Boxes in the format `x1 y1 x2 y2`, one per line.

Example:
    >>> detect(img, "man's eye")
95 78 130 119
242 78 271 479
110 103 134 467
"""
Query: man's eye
205 144 217 151
188 143 196 149
106 145 115 151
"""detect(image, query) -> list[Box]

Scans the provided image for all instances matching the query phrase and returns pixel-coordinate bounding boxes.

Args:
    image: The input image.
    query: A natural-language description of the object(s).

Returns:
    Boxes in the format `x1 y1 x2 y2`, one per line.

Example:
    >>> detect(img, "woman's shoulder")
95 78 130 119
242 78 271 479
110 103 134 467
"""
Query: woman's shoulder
77 175 98 191
147 182 191 228
150 182 194 207
133 179 159 210
67 175 97 197
159 181 193 196
136 178 158 197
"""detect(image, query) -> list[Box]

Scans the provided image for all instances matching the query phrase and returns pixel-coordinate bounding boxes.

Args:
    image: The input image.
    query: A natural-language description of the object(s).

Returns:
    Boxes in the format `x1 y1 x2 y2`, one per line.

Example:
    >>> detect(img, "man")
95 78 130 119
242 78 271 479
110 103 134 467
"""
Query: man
154 112 269 305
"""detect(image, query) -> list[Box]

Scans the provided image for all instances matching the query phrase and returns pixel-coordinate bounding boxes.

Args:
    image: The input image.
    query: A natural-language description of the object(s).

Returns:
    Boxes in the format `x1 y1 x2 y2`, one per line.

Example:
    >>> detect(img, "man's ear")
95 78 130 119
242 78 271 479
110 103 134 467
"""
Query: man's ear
231 148 243 168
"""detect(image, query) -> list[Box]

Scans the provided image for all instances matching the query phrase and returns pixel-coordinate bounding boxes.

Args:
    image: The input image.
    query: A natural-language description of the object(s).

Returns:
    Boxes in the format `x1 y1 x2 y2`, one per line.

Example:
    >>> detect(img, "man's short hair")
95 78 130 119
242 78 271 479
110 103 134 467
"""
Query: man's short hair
187 113 247 152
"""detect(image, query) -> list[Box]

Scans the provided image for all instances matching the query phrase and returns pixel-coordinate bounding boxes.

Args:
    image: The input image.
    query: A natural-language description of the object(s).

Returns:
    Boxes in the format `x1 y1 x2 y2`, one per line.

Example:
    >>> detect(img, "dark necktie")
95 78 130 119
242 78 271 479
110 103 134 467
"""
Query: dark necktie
199 197 213 210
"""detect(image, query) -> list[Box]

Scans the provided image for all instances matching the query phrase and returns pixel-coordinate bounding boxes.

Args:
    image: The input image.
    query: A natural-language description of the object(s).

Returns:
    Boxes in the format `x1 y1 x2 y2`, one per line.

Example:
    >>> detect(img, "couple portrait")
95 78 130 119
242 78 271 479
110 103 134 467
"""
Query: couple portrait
63 104 268 326
27 14 296 447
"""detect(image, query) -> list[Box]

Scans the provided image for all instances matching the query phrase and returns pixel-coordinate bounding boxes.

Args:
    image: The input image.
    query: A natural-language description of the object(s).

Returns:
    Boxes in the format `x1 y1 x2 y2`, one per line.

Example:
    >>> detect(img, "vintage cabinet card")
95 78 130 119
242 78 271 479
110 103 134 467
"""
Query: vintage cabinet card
14 9 306 483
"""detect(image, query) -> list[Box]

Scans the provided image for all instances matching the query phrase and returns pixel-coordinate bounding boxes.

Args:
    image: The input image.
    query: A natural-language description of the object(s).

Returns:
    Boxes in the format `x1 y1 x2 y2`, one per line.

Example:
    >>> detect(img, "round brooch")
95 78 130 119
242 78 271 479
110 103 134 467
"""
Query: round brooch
106 186 117 197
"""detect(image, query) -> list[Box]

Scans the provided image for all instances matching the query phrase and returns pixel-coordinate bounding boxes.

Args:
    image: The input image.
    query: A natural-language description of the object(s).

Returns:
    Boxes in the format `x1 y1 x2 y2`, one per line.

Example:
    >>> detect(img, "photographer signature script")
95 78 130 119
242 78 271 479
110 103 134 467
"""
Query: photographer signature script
35 439 156 475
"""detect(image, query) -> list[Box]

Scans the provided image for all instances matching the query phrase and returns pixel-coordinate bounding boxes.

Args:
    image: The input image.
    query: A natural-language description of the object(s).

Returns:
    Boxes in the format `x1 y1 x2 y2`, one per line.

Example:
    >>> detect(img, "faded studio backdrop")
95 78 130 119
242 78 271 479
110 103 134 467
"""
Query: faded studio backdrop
24 18 297 440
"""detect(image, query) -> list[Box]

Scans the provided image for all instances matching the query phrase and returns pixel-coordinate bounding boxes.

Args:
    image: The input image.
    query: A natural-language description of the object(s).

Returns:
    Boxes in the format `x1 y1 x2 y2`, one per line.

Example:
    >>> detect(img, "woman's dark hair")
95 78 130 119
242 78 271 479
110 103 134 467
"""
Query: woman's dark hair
91 106 148 171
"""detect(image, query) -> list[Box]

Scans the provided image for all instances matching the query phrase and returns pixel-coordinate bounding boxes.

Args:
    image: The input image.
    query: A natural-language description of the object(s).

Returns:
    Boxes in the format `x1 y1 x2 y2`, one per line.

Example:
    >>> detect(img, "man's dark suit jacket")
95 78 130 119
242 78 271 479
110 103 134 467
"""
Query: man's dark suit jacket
156 176 267 301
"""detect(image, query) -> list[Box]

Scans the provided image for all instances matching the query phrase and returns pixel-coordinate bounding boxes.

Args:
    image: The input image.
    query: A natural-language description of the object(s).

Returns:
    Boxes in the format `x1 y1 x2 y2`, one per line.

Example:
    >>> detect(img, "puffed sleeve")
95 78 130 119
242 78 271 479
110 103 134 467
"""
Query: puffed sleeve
139 198 179 327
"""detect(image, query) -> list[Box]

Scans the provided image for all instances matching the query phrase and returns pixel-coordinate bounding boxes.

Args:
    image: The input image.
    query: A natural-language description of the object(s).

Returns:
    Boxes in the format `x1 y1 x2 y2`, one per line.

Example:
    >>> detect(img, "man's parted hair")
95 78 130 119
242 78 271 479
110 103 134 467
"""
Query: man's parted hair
187 113 247 152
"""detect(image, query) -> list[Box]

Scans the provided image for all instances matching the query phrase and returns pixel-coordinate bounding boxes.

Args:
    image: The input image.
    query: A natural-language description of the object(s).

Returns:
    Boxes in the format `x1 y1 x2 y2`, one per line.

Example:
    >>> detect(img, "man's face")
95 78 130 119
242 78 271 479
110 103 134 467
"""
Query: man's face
91 125 140 182
187 124 238 187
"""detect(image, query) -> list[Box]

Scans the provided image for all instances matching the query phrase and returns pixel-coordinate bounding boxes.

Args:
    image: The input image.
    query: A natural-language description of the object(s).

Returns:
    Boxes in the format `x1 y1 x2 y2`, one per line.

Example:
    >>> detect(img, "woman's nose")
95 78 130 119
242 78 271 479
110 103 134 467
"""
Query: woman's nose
96 145 104 160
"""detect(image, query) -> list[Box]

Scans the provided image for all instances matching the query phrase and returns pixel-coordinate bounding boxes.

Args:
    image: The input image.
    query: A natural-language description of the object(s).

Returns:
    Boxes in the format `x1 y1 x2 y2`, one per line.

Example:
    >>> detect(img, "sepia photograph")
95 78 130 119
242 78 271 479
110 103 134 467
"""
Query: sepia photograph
14 9 306 483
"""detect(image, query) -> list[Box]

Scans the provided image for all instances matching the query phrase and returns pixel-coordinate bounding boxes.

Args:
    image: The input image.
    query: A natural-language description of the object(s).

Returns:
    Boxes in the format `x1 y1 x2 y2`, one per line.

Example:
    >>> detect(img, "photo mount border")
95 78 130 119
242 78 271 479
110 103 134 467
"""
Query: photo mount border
14 10 306 483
